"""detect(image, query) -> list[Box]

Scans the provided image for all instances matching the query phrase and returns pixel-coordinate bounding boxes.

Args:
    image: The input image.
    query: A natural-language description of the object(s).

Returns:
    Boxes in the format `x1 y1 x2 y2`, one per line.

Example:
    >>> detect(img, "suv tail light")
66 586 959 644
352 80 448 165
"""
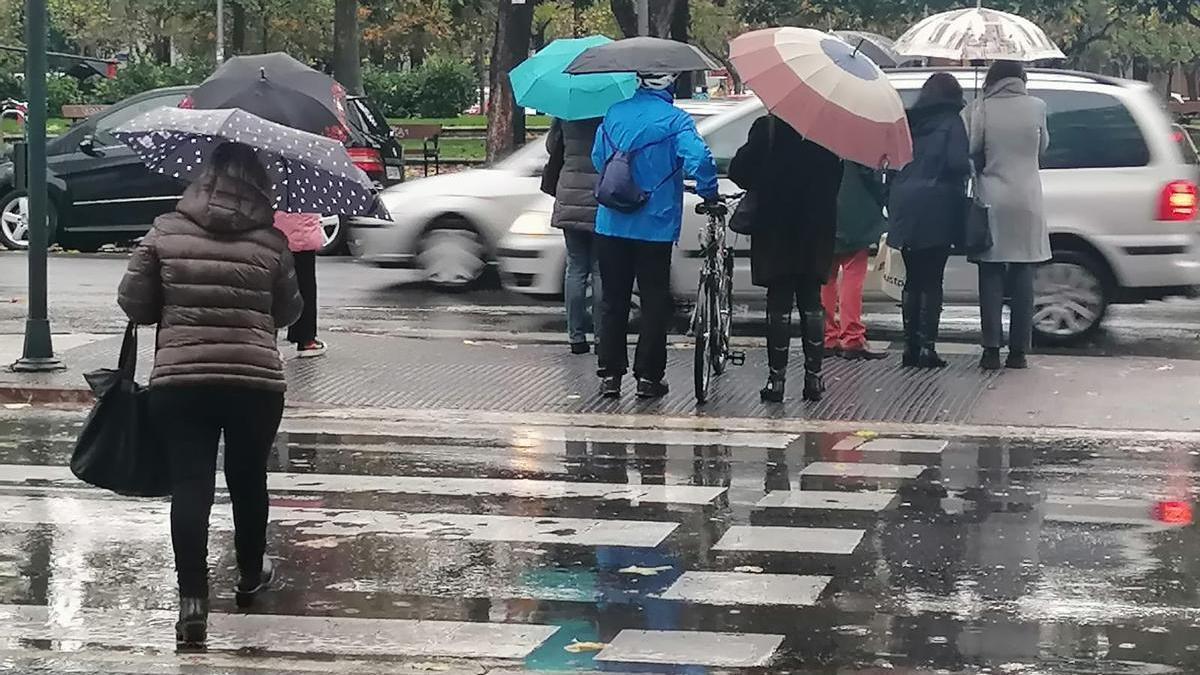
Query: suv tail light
348 147 384 175
1157 180 1198 221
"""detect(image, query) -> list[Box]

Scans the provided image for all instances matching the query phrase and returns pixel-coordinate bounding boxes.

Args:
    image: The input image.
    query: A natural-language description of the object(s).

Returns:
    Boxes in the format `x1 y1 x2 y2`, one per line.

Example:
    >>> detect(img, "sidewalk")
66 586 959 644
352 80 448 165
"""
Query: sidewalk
2 330 1197 432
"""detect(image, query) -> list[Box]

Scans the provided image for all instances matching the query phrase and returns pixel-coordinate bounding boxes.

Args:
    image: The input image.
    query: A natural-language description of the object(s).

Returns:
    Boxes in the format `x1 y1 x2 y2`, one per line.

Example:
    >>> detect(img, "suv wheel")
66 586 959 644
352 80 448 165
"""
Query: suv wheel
0 191 57 250
318 215 347 256
417 216 489 289
1033 249 1109 345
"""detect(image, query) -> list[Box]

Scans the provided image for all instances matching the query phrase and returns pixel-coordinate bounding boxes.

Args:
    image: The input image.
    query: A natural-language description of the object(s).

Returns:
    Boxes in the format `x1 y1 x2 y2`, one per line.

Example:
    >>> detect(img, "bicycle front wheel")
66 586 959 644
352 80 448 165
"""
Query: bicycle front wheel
710 251 734 375
693 280 714 403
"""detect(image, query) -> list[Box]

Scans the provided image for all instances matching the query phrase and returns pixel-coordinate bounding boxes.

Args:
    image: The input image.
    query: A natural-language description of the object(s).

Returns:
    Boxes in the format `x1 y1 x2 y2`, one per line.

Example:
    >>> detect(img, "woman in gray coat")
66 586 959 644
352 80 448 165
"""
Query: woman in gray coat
543 117 603 354
969 61 1050 370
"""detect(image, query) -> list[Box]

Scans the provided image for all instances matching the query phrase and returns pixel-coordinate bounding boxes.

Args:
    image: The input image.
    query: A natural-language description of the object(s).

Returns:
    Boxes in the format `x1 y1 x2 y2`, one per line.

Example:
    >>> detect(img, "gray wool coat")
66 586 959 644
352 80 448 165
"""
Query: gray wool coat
968 77 1051 264
544 118 601 233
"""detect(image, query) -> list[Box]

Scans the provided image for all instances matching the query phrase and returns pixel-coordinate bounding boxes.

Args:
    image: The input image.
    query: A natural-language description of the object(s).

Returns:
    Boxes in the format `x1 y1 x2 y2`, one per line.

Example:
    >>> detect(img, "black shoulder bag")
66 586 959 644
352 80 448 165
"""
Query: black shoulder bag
729 116 775 236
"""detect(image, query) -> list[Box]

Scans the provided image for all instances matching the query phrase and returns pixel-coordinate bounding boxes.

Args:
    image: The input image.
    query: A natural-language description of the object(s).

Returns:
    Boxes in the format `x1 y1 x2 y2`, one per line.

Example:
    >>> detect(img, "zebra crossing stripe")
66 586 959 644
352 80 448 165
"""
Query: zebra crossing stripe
0 464 726 505
756 490 897 511
857 439 949 454
713 525 864 555
595 629 784 668
658 571 831 606
0 494 678 548
799 461 925 479
0 603 558 659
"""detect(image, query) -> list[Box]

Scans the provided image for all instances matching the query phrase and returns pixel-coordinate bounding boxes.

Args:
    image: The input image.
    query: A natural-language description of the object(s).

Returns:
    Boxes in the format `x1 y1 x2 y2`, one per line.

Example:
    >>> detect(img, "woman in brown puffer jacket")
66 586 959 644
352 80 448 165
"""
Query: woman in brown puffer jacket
118 141 302 646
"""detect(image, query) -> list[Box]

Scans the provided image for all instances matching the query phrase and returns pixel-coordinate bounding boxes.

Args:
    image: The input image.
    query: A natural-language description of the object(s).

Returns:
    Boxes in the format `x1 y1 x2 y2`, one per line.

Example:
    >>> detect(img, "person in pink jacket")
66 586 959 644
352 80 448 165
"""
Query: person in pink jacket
273 212 326 356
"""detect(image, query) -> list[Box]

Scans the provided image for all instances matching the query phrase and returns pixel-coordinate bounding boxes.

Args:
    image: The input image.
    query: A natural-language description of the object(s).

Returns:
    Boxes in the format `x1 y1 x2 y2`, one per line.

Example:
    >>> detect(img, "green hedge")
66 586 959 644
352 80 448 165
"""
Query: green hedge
92 59 210 104
363 59 476 119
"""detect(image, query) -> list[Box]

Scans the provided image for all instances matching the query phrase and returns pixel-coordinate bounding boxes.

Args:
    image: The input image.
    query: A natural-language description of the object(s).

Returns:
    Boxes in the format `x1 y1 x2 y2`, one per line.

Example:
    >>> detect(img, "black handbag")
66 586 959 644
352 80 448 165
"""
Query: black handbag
70 322 169 497
728 116 776 236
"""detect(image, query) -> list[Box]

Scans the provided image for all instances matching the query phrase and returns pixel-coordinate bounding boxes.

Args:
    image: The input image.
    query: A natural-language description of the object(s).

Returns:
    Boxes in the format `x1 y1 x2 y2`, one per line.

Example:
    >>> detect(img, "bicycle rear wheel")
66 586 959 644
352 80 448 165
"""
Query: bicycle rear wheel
693 280 715 403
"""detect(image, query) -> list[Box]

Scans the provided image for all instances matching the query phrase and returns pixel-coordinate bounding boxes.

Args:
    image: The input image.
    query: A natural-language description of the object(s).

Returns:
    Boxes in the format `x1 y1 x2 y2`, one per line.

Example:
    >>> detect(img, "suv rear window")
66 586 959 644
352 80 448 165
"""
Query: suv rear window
348 97 391 137
1031 90 1149 169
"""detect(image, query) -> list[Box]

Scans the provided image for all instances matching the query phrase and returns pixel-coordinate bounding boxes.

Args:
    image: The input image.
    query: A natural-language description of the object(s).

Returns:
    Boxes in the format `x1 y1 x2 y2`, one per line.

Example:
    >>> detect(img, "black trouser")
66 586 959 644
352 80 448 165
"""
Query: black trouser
901 247 951 351
596 234 673 382
287 251 317 345
901 247 951 296
151 385 285 599
764 275 824 373
978 262 1036 352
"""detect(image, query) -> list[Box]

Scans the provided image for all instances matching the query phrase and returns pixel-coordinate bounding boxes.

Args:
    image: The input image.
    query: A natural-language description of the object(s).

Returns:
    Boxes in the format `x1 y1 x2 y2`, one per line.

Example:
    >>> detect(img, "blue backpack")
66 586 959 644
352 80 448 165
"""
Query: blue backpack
594 129 680 214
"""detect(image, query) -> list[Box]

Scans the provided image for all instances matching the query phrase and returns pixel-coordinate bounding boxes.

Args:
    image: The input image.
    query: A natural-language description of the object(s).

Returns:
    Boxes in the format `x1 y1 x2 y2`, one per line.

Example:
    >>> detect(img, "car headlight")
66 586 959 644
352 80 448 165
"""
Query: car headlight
509 210 554 236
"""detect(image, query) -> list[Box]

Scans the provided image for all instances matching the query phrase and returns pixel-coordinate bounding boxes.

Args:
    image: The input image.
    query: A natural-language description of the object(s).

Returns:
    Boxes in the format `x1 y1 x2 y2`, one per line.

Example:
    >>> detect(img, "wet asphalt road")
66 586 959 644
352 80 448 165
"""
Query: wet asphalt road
3 252 1200 359
3 409 1200 672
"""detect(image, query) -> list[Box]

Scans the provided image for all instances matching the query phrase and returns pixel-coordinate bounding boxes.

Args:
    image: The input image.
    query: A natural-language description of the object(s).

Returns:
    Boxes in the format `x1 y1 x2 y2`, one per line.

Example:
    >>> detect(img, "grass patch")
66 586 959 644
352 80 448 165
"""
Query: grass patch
389 114 551 129
402 137 485 161
1 117 72 137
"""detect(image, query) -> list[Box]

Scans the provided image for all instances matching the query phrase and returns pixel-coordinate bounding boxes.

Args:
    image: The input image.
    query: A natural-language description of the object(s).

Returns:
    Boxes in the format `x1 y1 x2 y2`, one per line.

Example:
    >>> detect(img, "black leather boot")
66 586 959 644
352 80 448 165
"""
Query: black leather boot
901 287 920 367
799 308 825 402
761 307 791 402
917 288 948 368
175 597 209 647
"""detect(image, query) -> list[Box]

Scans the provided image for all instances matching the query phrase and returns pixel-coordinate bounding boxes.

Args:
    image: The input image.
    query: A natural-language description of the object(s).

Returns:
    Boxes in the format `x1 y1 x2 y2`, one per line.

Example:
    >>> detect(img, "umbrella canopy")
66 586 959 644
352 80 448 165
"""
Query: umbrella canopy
565 36 720 75
894 7 1065 62
831 31 908 68
182 52 350 139
509 36 638 120
114 107 374 216
730 27 913 170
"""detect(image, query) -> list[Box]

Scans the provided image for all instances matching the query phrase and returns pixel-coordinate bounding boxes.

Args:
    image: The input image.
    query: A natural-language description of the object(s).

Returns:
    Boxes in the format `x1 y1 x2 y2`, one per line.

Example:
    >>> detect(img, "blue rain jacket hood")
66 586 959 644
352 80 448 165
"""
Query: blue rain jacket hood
591 88 719 242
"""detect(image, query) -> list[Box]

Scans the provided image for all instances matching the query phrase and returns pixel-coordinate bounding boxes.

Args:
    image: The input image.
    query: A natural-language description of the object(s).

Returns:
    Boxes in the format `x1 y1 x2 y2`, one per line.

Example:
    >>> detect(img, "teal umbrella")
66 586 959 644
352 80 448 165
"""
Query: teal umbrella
509 36 637 121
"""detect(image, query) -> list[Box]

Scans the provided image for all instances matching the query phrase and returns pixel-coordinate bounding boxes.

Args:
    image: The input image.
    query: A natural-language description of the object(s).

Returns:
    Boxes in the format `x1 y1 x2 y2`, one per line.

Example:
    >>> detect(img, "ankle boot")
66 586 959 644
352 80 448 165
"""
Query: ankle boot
917 288 948 368
763 306 792 401
799 308 825 402
901 287 920 367
175 597 209 646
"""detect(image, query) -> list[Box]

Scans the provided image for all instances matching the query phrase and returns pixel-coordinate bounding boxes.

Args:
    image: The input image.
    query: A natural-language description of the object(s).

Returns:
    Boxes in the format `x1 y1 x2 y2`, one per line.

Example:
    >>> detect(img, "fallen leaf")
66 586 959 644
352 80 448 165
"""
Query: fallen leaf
564 641 607 653
854 430 879 439
733 565 764 573
618 565 672 576
3 403 30 410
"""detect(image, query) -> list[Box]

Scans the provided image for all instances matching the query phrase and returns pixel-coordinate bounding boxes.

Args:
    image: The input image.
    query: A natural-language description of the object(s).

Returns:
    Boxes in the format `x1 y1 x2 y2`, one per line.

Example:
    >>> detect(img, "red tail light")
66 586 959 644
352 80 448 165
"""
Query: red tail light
347 147 384 175
1154 500 1193 525
1157 180 1198 221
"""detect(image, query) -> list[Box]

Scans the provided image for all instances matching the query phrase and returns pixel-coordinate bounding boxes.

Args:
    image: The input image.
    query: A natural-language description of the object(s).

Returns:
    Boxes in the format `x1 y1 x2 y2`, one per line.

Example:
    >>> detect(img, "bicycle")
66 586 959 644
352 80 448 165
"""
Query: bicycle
692 192 745 403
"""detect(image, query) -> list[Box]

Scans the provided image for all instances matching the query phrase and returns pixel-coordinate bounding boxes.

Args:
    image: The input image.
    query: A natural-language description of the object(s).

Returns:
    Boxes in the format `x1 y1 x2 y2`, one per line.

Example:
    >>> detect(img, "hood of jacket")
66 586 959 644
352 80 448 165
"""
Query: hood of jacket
984 77 1028 99
176 170 274 234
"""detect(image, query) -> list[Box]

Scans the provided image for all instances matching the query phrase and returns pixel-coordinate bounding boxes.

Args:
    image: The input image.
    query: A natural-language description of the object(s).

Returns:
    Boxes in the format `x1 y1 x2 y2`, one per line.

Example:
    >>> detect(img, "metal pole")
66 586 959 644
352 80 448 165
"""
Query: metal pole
216 0 225 63
13 0 62 372
637 0 650 36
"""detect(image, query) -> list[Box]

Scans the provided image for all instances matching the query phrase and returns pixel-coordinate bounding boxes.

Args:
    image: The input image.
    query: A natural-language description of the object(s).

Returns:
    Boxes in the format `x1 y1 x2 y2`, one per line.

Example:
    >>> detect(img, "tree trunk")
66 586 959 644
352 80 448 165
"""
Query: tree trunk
611 0 678 37
486 0 535 161
610 0 637 37
409 28 427 69
671 0 691 98
260 9 269 52
230 1 247 54
333 0 362 94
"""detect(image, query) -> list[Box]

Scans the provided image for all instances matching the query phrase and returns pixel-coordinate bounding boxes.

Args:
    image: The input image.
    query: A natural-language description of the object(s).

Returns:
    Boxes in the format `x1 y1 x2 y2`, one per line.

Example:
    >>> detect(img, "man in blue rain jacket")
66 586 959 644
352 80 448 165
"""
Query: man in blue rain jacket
591 72 719 400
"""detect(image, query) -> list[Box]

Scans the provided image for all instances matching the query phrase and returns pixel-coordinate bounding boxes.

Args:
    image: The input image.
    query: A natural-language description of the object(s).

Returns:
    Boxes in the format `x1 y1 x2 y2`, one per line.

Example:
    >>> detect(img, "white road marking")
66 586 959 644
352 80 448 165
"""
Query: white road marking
857 439 949 454
596 629 784 668
756 490 897 511
800 462 926 479
658 571 830 606
0 604 558 659
714 525 864 555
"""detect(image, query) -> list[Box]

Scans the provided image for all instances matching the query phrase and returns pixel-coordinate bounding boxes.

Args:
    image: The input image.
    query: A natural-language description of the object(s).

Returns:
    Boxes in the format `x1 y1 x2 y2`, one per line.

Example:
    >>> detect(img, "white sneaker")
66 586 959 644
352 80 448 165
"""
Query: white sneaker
297 339 327 358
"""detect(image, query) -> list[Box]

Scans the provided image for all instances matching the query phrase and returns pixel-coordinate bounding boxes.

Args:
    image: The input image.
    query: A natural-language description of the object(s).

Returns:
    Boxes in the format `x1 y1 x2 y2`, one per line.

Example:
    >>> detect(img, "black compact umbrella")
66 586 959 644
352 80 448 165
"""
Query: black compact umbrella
183 52 350 139
831 31 908 69
114 107 374 216
564 37 721 74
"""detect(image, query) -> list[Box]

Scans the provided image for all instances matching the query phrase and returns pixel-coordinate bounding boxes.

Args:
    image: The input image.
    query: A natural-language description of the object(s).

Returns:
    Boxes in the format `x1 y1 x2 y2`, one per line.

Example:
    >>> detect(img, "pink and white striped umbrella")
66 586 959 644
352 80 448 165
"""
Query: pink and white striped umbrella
730 27 912 169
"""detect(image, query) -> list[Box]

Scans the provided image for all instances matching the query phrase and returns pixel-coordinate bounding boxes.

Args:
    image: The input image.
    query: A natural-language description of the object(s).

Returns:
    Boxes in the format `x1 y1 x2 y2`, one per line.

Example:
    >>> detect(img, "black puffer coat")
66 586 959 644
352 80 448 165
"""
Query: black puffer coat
543 117 601 233
729 114 843 287
118 170 303 392
887 96 970 251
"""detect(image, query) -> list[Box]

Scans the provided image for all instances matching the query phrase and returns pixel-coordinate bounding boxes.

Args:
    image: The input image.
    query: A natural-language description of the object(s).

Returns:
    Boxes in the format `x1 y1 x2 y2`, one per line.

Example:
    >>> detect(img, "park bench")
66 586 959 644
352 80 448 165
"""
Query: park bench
61 104 109 123
394 123 442 176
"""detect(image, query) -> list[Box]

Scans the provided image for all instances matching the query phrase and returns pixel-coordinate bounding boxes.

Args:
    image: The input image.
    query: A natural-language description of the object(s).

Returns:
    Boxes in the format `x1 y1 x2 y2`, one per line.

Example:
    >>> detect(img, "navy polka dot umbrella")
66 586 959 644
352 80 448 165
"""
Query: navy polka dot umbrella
112 106 374 216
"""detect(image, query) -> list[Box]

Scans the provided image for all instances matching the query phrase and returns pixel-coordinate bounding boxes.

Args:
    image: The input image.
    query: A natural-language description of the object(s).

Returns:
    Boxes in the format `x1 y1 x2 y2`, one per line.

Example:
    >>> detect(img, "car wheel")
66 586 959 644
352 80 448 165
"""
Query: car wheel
317 215 348 256
417 216 488 289
1032 249 1109 346
0 191 57 251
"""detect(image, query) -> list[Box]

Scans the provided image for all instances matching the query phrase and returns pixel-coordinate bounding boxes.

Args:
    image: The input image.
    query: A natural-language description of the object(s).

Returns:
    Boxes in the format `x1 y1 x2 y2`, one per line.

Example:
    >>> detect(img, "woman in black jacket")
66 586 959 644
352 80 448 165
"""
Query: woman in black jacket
730 114 843 402
887 73 971 368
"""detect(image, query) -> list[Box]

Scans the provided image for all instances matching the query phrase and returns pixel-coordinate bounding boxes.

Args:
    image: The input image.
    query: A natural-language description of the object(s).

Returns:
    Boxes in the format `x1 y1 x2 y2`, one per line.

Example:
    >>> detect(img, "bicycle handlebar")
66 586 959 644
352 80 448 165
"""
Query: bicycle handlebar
693 191 745 216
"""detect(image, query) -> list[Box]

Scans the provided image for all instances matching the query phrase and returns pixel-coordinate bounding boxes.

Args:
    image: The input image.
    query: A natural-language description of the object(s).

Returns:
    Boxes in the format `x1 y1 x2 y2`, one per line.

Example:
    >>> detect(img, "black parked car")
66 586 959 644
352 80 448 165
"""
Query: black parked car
0 86 403 253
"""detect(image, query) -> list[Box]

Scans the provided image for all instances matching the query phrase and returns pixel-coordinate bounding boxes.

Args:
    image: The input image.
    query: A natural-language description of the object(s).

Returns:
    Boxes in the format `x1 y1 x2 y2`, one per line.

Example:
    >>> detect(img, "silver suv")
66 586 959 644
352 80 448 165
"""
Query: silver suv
501 69 1200 345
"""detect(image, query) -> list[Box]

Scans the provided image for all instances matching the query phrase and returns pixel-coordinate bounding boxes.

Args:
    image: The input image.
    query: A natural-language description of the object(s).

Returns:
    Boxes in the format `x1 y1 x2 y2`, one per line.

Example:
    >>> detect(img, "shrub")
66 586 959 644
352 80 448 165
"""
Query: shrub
0 71 21 101
412 58 476 118
93 58 209 104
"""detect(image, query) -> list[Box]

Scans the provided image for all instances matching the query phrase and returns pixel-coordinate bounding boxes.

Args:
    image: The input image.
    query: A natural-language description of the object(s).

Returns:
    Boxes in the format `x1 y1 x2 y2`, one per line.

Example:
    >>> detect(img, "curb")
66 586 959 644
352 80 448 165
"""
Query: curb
0 383 94 406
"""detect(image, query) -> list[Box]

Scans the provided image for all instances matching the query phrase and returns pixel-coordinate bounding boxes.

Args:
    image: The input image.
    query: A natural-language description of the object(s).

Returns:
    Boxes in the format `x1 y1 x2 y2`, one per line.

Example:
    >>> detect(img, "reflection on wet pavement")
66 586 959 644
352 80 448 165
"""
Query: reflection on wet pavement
1 412 1200 673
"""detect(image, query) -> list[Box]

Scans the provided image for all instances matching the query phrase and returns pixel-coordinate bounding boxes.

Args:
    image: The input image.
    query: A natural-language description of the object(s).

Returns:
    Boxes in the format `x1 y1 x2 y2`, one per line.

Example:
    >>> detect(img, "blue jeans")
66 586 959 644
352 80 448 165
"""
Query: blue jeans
563 228 602 346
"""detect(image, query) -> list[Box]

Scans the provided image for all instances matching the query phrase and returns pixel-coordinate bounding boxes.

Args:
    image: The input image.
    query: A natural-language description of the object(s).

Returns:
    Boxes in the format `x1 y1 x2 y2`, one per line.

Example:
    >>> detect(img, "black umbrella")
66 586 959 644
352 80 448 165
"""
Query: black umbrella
831 31 911 69
183 52 350 139
564 37 721 74
114 107 374 216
